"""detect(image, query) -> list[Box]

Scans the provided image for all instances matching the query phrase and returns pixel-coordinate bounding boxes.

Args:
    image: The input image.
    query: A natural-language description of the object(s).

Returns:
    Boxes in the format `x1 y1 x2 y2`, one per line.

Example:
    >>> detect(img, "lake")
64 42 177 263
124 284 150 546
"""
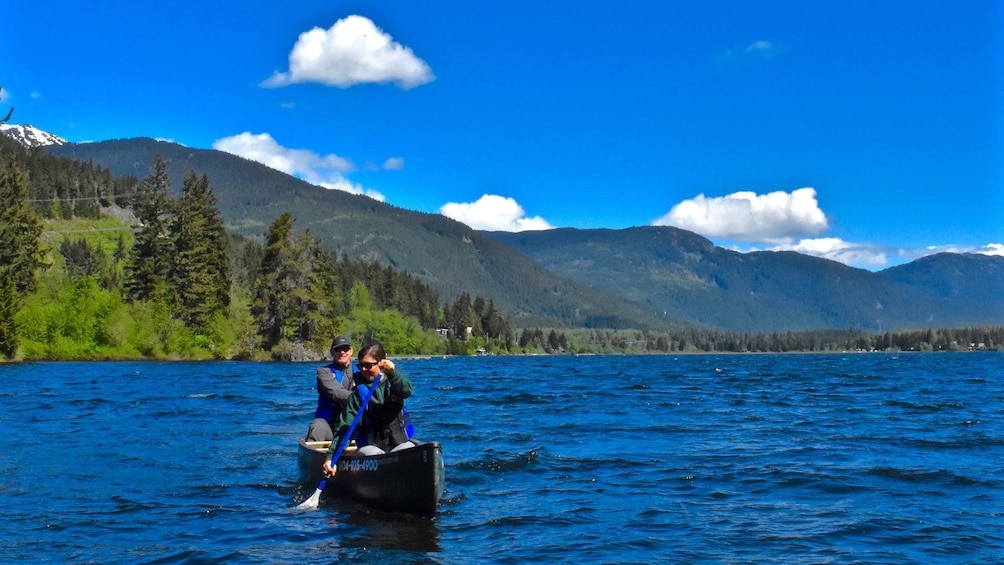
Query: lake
1 353 1001 562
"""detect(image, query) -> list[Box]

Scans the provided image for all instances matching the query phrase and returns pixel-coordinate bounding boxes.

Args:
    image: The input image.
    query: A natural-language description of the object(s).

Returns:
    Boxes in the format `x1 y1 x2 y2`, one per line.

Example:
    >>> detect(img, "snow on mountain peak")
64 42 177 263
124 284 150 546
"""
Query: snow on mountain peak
0 123 68 148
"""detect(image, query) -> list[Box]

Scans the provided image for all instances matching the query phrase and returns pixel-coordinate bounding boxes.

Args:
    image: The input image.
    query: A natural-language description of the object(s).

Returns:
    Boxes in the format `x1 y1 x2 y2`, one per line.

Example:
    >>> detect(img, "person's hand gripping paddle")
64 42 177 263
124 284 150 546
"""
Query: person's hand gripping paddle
297 374 381 510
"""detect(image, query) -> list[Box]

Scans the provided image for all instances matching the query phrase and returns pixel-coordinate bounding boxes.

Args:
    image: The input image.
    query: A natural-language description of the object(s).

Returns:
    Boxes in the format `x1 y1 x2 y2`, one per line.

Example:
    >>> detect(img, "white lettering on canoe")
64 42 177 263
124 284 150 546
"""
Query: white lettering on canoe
338 458 380 472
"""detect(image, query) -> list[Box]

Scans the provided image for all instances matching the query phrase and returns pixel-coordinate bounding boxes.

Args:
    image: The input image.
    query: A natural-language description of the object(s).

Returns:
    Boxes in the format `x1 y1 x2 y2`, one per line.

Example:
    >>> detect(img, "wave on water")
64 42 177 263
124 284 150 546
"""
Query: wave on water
453 448 541 473
1 354 1002 562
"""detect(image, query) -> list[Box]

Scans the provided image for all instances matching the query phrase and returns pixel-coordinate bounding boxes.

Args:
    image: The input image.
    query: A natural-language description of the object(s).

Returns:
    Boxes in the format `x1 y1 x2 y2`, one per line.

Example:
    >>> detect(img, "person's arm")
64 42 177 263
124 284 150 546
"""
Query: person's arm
322 387 363 477
380 359 412 399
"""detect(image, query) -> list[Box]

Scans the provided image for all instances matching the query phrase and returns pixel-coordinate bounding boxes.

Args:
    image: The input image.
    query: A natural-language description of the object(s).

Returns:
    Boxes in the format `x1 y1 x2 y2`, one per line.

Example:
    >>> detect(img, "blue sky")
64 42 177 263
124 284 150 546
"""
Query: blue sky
5 1 1001 269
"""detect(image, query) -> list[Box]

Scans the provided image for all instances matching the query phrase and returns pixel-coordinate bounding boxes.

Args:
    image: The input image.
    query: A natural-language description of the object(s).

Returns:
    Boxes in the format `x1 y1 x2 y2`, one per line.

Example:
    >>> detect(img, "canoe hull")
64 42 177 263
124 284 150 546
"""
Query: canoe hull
298 438 444 516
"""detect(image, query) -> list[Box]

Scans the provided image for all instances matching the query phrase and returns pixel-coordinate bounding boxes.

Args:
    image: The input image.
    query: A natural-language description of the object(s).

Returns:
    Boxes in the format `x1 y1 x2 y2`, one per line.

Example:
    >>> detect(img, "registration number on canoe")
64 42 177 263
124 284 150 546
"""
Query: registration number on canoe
339 459 379 472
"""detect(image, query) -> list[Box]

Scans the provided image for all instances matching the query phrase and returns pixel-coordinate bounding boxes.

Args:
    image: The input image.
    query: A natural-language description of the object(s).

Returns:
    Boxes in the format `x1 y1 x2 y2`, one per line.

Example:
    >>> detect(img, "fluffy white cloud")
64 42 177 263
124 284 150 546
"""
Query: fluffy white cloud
979 243 1004 257
654 187 828 244
440 194 554 232
262 15 434 89
213 132 385 201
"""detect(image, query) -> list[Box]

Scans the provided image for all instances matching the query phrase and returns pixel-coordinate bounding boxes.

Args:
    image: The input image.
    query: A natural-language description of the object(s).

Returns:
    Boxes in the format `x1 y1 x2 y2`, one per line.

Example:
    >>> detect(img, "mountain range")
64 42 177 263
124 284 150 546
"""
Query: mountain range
487 228 1004 332
3 125 1000 332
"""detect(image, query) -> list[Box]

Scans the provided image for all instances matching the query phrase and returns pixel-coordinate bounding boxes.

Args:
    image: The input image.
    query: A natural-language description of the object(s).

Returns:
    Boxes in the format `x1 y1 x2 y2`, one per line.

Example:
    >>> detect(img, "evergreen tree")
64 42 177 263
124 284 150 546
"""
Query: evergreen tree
0 272 18 358
60 237 112 285
171 172 231 332
113 233 128 263
252 212 296 349
0 162 48 295
287 231 331 346
125 155 174 302
250 213 328 351
0 161 48 358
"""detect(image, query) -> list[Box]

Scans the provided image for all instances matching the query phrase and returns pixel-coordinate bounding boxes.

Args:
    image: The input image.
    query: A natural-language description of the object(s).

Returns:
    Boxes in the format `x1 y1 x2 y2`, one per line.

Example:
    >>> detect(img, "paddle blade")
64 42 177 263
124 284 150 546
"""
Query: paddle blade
295 483 323 509
296 480 325 510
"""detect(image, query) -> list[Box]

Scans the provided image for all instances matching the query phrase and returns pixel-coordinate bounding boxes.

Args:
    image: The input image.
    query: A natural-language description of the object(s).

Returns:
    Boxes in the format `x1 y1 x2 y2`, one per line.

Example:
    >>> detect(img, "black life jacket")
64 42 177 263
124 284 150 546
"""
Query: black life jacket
356 377 411 451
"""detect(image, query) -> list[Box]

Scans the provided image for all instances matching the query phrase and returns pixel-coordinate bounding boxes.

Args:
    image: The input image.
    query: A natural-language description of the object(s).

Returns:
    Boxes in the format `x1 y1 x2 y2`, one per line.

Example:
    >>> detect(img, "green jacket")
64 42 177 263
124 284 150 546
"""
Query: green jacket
326 368 413 460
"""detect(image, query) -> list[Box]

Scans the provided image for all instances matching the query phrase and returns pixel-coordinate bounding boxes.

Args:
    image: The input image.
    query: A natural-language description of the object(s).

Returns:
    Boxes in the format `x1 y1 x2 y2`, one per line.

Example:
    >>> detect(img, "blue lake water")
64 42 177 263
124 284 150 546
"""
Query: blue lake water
1 353 1002 563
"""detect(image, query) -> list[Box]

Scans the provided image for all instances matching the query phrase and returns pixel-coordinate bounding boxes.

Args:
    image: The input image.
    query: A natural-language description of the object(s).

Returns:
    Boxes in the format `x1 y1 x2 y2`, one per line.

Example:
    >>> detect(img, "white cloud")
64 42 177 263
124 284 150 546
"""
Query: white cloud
262 15 434 89
914 242 1004 259
440 194 554 232
979 243 1004 257
382 157 404 170
774 238 895 267
738 239 1004 270
213 132 385 201
654 187 828 244
716 39 780 69
746 40 779 58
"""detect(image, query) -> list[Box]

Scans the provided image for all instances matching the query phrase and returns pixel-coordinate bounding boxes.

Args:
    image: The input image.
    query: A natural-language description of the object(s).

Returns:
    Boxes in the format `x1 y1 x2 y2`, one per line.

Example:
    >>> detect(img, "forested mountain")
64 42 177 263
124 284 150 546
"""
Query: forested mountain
48 138 666 330
37 136 1004 333
486 227 1004 332
0 134 531 359
878 252 1004 302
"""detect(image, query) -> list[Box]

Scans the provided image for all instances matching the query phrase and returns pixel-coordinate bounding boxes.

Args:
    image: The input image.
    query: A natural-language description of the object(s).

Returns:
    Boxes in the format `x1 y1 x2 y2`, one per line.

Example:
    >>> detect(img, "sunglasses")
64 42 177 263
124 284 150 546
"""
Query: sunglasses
359 361 379 370
333 346 351 353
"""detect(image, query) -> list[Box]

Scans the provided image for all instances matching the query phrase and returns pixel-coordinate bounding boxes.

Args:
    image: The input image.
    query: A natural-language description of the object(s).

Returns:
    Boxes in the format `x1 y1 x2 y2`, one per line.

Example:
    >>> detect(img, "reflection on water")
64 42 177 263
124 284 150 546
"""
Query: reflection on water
322 501 442 553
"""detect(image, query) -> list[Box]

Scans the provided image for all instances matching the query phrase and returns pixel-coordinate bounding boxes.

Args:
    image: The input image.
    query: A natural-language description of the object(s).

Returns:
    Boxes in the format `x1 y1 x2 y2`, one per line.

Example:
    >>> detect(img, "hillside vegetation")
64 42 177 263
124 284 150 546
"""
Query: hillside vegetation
33 136 1004 334
49 138 671 330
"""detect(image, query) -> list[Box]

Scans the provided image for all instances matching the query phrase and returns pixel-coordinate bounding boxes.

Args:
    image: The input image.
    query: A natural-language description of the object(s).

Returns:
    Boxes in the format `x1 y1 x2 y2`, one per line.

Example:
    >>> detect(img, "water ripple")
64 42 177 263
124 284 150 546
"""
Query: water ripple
1 354 1001 562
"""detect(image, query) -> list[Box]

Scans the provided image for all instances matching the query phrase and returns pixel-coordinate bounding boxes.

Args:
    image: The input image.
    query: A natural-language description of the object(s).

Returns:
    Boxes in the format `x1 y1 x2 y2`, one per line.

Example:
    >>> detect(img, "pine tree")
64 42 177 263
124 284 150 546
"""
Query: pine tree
0 161 48 358
252 213 296 348
287 231 331 345
0 272 19 358
171 172 231 332
0 162 48 294
125 155 174 302
251 213 328 350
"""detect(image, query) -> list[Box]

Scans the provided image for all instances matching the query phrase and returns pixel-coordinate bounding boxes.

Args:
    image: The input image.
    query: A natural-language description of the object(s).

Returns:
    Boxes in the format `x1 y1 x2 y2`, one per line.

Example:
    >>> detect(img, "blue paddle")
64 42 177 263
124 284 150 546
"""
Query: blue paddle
298 374 382 509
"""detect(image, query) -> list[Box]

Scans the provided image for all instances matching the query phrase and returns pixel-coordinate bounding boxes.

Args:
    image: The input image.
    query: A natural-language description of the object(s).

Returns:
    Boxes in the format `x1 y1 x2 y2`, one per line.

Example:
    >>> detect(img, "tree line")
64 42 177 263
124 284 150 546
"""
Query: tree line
0 148 515 360
1 139 1000 359
515 326 1004 354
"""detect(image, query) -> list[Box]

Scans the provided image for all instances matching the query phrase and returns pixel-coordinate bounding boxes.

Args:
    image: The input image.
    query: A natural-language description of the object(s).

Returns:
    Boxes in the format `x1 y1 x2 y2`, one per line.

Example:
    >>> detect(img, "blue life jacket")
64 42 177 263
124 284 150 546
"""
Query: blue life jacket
314 363 356 421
